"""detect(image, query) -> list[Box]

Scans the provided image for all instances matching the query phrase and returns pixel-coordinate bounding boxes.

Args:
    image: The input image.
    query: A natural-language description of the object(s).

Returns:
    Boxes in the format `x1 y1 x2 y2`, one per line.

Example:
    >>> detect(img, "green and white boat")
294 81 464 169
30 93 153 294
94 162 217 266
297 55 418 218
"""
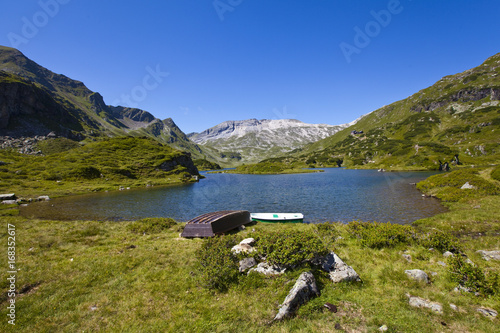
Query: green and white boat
250 213 304 223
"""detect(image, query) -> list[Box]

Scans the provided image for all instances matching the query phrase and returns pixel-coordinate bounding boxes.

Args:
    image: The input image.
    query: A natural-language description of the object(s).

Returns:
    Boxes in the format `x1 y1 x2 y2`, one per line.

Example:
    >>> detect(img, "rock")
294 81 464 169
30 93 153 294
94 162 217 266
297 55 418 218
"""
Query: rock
239 238 255 246
248 262 286 276
1 200 17 205
460 182 476 189
36 195 50 201
0 193 16 200
379 325 388 332
437 261 447 267
443 251 454 258
239 257 257 273
476 250 500 261
449 303 458 311
402 254 412 262
273 272 319 321
465 258 475 266
316 252 361 283
407 295 443 314
323 302 337 313
477 307 497 318
231 243 255 254
405 269 429 283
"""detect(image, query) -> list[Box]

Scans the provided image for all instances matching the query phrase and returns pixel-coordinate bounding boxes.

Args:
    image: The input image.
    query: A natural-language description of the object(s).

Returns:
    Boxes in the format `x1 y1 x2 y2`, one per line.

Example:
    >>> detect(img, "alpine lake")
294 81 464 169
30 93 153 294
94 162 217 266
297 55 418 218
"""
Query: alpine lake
20 168 447 224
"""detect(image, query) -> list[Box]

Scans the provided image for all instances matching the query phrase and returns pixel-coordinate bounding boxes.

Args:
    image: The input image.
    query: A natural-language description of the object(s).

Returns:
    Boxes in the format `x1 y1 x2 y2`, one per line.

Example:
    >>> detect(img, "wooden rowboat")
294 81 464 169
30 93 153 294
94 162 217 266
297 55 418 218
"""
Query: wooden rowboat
250 213 303 223
181 210 250 238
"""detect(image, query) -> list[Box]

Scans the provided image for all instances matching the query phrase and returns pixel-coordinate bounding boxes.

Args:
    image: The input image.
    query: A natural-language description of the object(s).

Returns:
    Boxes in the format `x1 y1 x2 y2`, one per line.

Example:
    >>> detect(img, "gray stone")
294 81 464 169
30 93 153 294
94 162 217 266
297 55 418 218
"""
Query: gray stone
405 269 429 283
443 251 454 258
407 295 443 314
449 303 458 311
273 272 319 321
378 325 388 332
36 195 50 201
1 200 17 205
239 238 255 246
437 261 447 267
460 182 476 189
239 257 257 273
317 252 361 283
248 262 286 276
0 193 16 200
476 250 500 261
231 243 255 254
477 307 497 318
402 254 412 262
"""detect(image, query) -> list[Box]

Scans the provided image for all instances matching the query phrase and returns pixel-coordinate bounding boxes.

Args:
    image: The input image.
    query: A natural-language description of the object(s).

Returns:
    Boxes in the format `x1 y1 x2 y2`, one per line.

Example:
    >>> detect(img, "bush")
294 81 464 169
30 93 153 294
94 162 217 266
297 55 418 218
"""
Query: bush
256 230 328 268
448 255 499 295
315 222 339 248
347 221 416 249
69 166 101 180
420 230 461 253
196 235 239 291
491 166 500 182
127 217 177 234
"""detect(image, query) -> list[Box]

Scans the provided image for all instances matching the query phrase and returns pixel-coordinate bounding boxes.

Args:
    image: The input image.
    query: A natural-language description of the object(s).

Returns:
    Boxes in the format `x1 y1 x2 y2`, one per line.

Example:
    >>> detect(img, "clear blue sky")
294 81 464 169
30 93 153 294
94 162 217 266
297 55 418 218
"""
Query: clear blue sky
1 0 499 133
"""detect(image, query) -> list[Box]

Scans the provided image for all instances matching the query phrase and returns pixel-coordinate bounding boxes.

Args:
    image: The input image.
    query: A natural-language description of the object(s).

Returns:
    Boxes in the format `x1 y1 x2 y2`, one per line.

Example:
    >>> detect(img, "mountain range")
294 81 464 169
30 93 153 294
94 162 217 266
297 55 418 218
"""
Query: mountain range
1 45 499 171
188 118 356 164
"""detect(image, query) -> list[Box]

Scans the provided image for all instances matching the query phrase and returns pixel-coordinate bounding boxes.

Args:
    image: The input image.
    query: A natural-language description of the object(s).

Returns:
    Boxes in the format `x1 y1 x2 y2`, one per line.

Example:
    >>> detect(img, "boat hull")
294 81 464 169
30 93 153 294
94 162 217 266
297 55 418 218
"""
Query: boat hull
250 213 303 223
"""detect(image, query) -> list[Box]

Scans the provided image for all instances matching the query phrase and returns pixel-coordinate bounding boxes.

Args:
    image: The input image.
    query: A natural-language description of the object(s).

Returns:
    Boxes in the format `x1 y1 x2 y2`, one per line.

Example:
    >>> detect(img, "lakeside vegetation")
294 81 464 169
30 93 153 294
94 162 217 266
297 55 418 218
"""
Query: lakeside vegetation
208 162 324 175
0 137 199 198
1 167 499 332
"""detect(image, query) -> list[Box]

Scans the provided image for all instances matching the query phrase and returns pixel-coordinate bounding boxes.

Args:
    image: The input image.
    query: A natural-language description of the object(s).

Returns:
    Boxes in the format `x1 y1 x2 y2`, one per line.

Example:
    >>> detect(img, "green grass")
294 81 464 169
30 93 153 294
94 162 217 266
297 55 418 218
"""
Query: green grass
1 210 499 332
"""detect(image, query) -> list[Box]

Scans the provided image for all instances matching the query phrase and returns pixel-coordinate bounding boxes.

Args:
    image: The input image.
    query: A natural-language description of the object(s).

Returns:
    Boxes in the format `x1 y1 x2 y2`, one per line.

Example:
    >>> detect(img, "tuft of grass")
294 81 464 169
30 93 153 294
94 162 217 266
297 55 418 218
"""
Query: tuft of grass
127 217 177 234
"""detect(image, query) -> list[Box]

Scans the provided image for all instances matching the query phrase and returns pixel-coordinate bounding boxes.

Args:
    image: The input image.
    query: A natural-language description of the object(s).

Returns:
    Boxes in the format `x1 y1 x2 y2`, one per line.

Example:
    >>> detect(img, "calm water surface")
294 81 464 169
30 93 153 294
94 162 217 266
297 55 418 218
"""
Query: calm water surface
21 168 447 224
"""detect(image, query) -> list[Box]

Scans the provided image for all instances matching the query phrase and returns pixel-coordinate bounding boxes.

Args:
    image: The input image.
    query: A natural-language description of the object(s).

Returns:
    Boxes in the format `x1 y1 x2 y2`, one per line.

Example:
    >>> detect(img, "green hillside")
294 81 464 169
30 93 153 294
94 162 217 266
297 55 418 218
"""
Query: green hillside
282 53 500 170
0 137 199 198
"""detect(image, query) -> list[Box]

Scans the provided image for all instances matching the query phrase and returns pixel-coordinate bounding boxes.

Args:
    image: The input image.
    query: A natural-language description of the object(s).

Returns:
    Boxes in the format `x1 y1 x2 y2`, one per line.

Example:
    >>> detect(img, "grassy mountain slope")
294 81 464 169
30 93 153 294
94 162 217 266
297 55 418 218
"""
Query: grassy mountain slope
274 53 500 170
0 46 215 162
0 136 199 198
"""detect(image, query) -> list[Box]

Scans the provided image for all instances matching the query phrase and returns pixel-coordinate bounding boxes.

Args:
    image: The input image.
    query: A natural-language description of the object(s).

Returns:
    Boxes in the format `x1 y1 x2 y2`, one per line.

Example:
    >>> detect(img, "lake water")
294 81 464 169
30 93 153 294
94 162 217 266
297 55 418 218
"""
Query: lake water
20 168 447 224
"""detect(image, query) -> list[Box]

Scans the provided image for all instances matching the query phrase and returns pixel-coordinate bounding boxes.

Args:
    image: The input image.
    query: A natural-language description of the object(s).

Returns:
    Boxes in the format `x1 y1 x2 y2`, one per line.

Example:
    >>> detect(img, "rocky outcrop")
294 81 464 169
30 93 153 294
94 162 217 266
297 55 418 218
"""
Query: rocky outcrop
273 272 319 321
158 153 199 176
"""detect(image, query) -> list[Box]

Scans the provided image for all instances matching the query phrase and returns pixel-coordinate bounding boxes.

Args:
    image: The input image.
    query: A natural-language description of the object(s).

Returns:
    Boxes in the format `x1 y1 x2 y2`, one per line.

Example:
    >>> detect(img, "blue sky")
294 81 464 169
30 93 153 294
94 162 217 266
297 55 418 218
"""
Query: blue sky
1 1 499 133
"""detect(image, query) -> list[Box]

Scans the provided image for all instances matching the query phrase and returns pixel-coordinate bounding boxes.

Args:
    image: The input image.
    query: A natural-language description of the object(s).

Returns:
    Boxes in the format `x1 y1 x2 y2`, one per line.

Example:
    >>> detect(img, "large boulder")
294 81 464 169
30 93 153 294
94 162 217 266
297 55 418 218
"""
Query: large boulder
273 272 319 321
316 252 361 283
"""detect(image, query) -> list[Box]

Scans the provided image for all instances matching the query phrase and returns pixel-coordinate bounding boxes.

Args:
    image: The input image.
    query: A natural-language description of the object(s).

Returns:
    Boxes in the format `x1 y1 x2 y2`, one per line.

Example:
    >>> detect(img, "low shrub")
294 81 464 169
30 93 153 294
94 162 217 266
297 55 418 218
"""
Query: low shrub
420 230 461 253
256 230 328 268
347 221 416 249
69 166 101 180
492 166 500 182
315 222 339 248
196 235 239 291
448 255 499 296
127 217 177 234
